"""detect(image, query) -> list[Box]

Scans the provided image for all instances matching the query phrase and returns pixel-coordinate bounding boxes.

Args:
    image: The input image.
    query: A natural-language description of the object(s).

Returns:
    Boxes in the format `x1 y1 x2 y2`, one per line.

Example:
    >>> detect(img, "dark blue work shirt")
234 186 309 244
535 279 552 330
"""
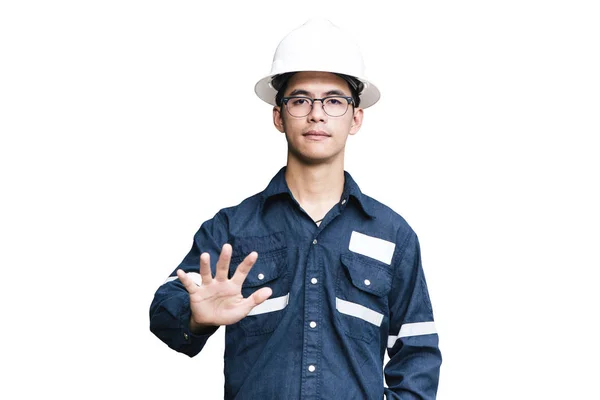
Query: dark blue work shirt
150 167 442 399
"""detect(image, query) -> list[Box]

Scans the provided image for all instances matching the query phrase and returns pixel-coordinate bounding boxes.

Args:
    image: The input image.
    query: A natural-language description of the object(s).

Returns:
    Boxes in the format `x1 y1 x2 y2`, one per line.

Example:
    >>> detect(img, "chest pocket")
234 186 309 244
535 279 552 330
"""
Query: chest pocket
229 233 289 336
336 253 393 343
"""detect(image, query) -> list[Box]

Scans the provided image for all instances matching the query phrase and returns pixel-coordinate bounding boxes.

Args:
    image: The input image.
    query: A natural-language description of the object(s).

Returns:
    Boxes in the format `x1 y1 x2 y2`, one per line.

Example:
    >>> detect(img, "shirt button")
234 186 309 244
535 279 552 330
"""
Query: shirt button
308 365 316 372
258 273 265 280
312 239 318 245
310 321 317 328
364 279 371 286
311 278 318 284
341 199 347 205
183 332 189 340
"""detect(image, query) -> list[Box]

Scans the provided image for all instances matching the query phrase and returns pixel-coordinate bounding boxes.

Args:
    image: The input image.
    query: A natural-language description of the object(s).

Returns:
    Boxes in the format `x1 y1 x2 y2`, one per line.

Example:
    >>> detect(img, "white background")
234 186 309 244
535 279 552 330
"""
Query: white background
1 1 599 399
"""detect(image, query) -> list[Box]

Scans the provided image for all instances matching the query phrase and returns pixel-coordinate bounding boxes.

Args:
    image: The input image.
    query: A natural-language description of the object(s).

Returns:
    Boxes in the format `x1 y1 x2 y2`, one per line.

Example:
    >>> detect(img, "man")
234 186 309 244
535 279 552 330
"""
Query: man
150 18 442 399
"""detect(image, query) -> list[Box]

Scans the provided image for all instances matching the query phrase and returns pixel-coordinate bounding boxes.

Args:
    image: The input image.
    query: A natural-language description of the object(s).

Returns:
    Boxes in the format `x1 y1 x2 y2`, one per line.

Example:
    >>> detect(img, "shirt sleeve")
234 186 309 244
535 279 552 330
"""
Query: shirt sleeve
149 212 228 357
384 231 442 399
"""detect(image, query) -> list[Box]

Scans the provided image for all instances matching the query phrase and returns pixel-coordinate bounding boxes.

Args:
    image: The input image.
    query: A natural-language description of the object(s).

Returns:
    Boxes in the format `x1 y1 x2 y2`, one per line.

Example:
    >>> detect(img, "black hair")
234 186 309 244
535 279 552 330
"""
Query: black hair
272 72 364 108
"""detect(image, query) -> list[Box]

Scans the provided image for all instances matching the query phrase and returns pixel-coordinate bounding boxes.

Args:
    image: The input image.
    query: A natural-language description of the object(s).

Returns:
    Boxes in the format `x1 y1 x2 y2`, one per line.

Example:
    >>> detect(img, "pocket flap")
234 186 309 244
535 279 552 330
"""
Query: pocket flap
340 253 392 297
241 256 283 287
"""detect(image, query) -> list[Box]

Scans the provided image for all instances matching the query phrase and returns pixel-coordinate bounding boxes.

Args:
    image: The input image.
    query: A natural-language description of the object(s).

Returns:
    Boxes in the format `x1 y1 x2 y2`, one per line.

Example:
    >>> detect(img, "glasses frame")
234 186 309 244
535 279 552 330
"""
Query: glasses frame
281 95 354 118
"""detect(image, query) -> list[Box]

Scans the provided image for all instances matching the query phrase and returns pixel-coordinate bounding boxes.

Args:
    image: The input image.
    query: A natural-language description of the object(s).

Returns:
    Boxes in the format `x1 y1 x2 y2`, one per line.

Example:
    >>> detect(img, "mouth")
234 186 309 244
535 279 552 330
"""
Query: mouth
303 130 331 138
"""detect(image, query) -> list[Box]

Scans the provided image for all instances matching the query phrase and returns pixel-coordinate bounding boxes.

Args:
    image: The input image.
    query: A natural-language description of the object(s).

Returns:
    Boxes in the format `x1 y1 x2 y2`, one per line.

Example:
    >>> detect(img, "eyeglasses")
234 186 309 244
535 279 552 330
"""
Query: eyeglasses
281 96 353 117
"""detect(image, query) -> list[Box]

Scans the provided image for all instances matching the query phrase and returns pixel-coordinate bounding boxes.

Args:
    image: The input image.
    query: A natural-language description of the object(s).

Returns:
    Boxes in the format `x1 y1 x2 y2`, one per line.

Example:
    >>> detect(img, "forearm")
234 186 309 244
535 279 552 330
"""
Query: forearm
149 282 217 357
150 212 228 355
384 231 441 398
384 334 442 399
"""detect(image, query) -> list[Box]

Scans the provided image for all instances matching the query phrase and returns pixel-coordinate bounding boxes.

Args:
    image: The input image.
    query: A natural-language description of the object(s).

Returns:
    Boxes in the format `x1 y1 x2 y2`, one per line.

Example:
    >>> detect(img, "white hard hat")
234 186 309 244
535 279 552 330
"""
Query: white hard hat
254 18 380 109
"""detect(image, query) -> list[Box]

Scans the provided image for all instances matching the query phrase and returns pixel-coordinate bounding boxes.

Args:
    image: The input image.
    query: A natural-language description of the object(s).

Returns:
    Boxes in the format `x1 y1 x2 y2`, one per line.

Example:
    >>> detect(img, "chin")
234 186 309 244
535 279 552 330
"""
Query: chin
291 149 340 165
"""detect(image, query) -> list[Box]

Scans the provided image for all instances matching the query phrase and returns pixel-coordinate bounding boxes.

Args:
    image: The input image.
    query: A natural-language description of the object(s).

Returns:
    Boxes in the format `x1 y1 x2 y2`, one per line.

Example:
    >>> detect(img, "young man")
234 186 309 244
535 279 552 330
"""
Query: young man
150 18 442 399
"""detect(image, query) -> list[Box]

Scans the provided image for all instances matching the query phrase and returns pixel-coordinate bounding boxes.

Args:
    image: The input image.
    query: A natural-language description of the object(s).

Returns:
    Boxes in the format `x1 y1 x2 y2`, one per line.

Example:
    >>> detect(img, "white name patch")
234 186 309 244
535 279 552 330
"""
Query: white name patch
349 231 395 265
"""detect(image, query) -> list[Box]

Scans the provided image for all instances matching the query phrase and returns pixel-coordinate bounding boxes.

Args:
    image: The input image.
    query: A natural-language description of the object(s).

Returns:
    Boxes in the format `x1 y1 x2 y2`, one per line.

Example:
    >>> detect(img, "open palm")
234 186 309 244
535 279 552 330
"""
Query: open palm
176 243 272 330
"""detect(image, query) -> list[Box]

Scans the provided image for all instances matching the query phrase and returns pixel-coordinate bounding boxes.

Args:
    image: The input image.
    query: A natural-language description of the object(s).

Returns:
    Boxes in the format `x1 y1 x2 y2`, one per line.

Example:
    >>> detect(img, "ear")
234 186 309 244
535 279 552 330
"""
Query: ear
273 106 285 133
348 107 364 136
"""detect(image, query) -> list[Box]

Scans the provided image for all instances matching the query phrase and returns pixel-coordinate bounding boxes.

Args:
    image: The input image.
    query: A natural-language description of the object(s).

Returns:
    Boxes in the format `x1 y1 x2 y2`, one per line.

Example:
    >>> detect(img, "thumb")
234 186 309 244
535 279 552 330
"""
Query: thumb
248 287 273 307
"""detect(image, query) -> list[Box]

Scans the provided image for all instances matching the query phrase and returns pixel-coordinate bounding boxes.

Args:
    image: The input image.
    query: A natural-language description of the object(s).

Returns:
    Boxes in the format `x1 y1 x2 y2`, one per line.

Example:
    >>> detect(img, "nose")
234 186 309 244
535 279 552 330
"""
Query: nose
308 99 327 122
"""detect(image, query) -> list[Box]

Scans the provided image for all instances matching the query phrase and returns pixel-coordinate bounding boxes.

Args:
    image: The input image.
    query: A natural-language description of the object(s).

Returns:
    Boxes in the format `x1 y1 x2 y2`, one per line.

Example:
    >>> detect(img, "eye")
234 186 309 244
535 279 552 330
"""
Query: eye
291 97 310 106
325 97 343 105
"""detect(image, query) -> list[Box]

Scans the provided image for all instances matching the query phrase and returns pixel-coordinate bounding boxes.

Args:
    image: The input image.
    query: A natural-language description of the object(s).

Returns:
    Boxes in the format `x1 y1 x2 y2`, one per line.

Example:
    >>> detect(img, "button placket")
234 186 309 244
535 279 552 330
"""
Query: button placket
302 235 321 397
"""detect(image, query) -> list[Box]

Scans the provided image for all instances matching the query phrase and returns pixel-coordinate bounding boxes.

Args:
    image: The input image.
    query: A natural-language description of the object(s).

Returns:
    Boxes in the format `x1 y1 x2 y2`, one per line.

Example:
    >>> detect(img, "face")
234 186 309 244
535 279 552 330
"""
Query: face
273 71 363 165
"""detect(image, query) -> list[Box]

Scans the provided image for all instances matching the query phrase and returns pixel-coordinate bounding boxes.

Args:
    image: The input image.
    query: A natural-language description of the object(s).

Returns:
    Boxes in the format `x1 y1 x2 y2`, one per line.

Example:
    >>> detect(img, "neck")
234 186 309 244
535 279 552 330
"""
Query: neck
285 156 345 222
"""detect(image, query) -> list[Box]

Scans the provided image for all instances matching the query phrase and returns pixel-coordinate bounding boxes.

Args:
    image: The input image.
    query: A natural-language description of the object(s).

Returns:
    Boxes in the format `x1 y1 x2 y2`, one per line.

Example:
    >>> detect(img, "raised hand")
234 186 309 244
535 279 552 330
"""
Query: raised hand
176 243 272 332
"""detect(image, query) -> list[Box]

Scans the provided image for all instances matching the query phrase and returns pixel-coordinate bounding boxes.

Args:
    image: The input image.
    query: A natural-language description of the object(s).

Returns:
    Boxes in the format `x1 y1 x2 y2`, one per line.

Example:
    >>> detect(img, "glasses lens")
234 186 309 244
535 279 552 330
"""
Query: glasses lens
323 97 350 117
285 96 351 117
286 97 312 117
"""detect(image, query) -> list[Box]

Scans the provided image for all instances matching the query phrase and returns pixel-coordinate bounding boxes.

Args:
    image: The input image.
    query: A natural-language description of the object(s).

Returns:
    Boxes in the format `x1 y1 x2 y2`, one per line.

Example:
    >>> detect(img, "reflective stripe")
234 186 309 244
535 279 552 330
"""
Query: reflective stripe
336 297 384 327
349 231 395 265
388 321 437 348
163 272 201 286
387 335 397 348
247 293 290 316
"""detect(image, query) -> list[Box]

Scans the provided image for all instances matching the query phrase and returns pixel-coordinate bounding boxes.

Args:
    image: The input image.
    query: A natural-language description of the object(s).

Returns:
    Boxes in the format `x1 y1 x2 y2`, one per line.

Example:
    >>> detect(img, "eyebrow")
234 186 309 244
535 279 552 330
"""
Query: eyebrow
288 89 349 97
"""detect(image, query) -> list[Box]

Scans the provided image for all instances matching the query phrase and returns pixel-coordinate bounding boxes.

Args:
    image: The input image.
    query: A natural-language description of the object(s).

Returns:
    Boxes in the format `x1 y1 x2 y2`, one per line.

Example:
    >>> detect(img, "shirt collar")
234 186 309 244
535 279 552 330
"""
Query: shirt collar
261 166 376 219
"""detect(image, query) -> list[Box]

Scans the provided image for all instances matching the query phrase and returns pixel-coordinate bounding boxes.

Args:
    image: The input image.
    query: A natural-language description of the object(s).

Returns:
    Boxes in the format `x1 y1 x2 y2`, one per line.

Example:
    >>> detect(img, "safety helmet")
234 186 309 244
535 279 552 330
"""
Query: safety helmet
254 18 380 108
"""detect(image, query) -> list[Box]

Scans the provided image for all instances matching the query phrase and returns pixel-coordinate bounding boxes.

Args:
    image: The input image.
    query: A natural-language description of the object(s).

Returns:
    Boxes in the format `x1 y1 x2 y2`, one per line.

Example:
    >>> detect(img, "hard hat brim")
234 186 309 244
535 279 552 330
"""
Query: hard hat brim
254 72 381 109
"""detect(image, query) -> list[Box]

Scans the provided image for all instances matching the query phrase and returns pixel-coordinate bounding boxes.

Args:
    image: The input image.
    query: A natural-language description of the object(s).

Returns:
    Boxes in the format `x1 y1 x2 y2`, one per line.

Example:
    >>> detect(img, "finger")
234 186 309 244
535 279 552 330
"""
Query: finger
199 252 213 285
176 269 198 294
246 287 273 308
215 243 232 282
231 251 258 287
